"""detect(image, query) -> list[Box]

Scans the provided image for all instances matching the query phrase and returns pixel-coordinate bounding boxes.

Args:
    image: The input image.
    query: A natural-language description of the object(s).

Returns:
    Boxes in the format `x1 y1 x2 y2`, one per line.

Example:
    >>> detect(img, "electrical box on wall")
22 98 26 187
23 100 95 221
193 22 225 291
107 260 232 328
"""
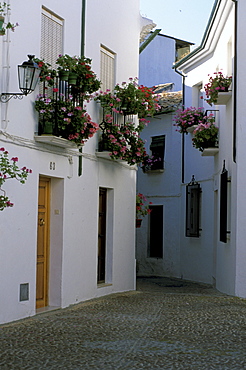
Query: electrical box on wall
20 283 29 301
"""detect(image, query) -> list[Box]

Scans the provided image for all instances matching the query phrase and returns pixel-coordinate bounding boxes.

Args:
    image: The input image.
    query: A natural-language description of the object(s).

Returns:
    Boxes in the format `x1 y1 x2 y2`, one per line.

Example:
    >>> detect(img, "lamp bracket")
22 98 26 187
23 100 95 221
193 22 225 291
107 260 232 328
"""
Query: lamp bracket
0 93 25 103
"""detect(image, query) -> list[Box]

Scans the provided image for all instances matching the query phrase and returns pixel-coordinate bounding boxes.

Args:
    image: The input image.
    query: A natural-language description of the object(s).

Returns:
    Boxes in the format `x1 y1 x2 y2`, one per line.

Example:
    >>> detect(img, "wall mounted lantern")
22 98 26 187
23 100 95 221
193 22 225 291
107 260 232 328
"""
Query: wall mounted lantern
0 55 40 103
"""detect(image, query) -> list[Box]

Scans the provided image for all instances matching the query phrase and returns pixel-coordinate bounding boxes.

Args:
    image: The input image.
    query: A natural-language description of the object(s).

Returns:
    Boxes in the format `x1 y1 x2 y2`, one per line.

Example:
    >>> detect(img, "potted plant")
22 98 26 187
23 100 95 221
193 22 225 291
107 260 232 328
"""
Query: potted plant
95 78 160 118
75 56 101 94
0 2 18 35
141 154 162 172
56 54 78 81
204 71 232 105
192 115 219 152
35 94 99 145
136 193 152 227
173 107 205 134
0 147 32 210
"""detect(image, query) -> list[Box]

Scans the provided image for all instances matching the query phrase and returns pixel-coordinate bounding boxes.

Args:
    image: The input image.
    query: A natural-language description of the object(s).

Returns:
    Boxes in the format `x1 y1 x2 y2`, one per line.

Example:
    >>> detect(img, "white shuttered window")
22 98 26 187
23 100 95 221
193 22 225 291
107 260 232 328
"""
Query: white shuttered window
100 46 115 92
41 8 63 68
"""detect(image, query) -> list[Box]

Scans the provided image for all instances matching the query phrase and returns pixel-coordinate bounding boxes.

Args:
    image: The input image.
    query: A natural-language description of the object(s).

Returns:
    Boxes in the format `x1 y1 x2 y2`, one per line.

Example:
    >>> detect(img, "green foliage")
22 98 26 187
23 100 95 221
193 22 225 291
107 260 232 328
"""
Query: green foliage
0 148 31 210
204 71 232 106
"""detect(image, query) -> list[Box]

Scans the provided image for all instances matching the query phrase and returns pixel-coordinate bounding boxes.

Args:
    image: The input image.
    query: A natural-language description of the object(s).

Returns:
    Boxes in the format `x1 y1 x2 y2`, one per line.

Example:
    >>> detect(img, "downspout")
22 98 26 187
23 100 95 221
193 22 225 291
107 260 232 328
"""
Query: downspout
231 0 237 163
175 68 187 183
78 0 86 176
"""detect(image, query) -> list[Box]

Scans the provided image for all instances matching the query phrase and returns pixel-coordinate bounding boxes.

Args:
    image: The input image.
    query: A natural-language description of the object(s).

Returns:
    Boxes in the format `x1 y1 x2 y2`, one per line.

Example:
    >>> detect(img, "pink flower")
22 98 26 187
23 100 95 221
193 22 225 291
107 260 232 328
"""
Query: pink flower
11 157 18 162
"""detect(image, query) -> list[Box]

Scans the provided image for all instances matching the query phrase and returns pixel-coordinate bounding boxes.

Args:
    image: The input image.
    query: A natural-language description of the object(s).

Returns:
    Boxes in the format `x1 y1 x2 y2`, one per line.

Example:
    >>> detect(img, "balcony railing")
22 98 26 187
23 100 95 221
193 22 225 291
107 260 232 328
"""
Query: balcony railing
37 77 84 137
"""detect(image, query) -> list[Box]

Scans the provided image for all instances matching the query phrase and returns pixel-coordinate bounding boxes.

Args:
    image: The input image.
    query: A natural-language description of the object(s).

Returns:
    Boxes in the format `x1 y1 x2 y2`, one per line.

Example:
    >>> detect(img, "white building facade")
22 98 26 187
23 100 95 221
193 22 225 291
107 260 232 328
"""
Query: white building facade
138 0 246 299
0 0 141 324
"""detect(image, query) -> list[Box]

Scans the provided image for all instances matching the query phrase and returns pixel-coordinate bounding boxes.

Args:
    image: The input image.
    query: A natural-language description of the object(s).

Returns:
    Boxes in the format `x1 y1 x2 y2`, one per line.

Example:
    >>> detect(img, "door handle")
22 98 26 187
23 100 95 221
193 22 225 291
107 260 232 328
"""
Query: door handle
39 218 45 226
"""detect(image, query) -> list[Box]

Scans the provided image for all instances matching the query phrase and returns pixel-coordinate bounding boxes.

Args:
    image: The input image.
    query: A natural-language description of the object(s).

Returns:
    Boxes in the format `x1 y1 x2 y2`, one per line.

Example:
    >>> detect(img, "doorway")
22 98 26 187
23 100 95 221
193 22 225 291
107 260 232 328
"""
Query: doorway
98 188 107 283
36 177 50 309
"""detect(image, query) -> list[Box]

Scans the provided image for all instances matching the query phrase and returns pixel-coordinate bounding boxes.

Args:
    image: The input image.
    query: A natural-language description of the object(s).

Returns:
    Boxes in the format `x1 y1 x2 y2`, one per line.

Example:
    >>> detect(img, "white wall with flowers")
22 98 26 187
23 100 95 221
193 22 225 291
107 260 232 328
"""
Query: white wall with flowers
137 0 246 298
0 0 141 324
173 0 246 297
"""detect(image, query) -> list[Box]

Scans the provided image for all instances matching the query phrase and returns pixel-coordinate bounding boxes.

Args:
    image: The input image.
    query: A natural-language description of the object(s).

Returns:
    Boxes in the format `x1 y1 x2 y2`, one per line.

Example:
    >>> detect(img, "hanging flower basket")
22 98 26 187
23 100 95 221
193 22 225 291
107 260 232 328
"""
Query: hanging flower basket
204 71 232 105
173 107 205 134
192 116 219 152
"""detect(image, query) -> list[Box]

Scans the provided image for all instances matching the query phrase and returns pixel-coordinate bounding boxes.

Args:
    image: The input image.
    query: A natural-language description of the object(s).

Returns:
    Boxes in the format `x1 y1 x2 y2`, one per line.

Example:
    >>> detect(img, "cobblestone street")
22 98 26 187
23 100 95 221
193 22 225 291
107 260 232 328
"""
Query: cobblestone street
1 277 246 369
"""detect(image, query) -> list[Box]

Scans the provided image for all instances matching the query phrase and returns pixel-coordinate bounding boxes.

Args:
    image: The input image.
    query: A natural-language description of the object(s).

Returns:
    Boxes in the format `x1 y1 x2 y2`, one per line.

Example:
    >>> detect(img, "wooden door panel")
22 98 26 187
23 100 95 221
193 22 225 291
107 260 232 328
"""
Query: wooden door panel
36 178 50 309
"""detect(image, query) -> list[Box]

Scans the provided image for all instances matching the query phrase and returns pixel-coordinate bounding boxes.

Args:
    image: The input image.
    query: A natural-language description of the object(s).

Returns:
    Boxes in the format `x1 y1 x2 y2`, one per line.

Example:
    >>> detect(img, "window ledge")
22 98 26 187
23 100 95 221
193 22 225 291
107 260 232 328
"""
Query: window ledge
214 91 232 105
97 283 112 288
96 151 111 159
201 147 219 156
34 135 80 149
144 169 164 173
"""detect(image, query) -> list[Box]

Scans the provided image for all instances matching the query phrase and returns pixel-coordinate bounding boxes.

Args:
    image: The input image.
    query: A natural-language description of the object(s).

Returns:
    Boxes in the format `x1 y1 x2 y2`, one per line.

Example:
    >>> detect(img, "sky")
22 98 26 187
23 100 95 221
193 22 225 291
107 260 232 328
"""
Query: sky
140 0 215 49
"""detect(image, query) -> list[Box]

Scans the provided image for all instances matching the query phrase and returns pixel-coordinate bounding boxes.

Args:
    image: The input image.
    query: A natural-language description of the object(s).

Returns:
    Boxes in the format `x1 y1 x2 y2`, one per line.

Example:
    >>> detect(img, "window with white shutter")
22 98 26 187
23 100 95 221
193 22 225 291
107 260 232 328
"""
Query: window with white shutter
100 46 115 92
41 7 63 68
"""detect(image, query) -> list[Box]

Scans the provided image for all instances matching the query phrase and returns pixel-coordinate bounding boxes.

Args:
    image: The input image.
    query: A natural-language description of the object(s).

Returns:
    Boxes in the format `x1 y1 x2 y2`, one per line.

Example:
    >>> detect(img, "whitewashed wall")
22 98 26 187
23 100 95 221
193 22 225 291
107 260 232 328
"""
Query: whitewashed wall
0 0 140 324
176 0 244 295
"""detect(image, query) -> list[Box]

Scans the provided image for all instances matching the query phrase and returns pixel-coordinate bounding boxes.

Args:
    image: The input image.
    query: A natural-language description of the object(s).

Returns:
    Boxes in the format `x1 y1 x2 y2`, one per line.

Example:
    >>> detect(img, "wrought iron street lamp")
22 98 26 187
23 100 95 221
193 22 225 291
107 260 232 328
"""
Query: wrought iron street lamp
0 55 40 103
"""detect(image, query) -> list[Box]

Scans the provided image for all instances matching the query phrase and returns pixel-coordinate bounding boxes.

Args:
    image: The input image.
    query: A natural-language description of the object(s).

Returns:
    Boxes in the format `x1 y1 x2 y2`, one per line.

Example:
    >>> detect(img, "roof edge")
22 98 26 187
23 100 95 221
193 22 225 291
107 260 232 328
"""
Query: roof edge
172 0 221 69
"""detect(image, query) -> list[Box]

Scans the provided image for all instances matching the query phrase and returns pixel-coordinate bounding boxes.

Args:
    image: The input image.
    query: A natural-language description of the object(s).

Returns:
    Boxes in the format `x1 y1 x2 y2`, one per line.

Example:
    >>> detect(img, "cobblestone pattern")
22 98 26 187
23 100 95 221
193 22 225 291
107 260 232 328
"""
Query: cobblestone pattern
1 277 246 369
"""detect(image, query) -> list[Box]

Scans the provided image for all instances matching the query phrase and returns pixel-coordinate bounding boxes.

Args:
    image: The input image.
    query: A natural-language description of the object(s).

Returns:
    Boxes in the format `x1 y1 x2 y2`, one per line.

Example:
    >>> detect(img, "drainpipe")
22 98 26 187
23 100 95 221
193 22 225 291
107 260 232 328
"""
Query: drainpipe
175 68 187 183
231 0 237 163
78 0 86 176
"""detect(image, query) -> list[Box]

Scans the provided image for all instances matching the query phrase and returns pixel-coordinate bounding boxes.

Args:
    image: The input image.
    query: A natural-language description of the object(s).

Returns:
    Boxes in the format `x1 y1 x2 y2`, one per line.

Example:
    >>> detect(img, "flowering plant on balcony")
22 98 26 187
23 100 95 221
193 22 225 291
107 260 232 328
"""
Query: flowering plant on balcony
204 71 232 105
74 56 101 94
95 78 160 118
35 94 99 145
99 115 147 165
140 154 162 172
192 115 219 152
55 55 101 95
136 193 152 219
34 58 56 87
0 147 32 211
173 107 205 134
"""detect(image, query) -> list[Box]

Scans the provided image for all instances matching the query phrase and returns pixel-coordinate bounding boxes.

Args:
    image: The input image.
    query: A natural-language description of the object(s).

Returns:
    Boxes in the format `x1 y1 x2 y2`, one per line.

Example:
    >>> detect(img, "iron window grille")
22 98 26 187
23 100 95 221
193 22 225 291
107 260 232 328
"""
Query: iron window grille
186 175 201 237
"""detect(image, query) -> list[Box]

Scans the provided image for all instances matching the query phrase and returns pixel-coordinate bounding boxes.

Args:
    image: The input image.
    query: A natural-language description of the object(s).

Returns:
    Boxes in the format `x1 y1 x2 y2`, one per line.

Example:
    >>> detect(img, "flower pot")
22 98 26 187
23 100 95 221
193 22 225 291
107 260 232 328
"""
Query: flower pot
136 219 142 228
59 70 69 82
43 122 54 135
68 72 78 85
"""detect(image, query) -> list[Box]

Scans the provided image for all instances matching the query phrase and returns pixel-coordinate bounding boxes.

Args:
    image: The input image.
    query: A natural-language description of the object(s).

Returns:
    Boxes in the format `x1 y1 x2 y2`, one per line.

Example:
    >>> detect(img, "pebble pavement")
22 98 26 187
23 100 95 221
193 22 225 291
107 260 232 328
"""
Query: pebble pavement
1 276 246 369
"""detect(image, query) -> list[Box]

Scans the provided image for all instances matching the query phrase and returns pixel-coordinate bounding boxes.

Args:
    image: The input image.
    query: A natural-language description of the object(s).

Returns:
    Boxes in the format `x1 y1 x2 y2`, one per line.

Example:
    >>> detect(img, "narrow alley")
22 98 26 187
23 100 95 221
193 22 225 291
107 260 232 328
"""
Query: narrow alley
1 277 246 369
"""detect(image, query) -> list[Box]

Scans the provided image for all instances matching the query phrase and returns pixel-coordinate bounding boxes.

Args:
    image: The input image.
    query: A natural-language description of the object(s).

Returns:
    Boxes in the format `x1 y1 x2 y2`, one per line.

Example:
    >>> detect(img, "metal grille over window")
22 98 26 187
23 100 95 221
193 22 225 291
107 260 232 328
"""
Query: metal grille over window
220 162 231 243
186 175 201 238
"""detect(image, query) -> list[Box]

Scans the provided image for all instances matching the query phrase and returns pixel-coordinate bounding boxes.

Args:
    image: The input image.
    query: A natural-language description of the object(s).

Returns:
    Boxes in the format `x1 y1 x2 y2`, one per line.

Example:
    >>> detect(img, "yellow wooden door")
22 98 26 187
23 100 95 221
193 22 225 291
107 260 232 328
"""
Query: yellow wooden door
36 177 50 309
